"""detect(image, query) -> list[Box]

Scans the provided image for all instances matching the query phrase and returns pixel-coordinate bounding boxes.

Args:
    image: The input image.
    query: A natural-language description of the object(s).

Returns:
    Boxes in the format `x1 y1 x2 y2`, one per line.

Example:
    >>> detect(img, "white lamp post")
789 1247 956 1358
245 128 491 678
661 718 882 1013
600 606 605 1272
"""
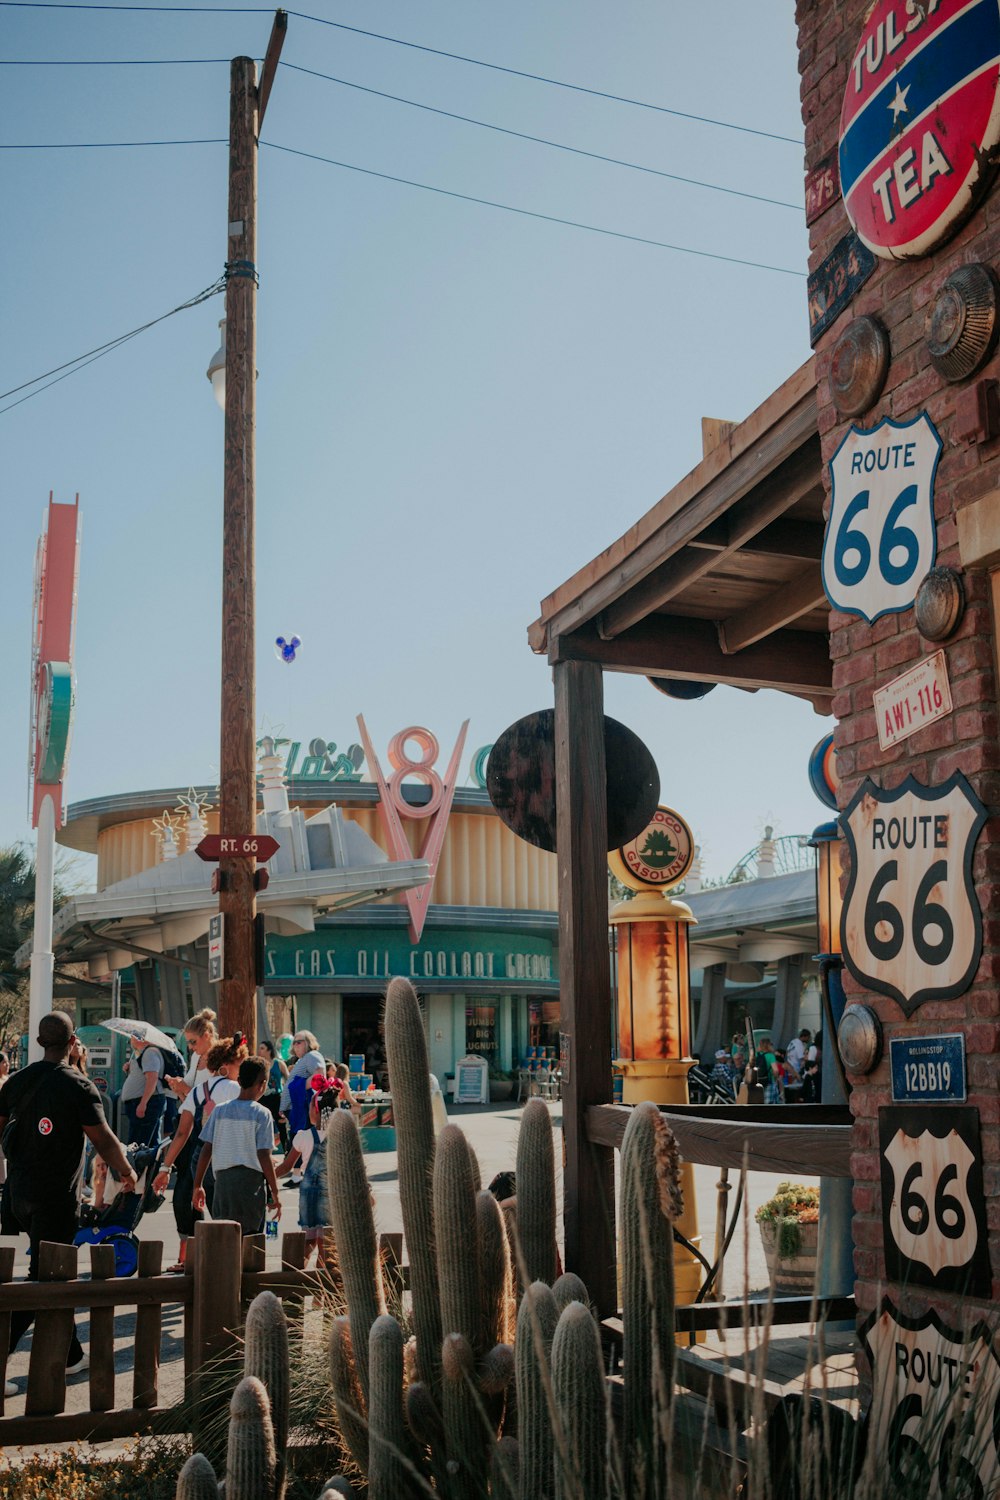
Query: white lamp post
206 318 226 410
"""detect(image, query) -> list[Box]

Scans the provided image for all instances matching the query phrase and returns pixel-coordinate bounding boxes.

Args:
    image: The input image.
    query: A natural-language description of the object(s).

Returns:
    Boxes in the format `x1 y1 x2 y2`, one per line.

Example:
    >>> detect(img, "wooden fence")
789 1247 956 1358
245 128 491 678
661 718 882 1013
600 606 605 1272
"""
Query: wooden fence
0 1220 402 1450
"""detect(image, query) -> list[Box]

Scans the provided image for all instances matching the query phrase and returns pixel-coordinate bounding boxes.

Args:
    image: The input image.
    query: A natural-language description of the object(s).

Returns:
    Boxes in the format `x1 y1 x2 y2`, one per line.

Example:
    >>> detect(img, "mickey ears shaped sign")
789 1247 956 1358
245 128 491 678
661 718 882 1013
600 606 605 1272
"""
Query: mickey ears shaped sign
839 0 1000 260
839 771 987 1016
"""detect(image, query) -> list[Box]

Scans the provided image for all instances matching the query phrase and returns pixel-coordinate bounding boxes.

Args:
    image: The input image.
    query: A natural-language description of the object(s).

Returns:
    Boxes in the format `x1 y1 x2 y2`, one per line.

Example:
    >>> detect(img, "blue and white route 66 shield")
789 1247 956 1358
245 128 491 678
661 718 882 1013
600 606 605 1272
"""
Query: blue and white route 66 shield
823 412 941 622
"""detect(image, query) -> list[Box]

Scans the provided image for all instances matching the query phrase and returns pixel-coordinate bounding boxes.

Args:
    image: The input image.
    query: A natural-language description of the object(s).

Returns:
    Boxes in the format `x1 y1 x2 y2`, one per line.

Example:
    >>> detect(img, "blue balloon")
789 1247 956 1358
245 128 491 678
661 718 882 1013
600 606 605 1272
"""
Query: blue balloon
274 634 301 663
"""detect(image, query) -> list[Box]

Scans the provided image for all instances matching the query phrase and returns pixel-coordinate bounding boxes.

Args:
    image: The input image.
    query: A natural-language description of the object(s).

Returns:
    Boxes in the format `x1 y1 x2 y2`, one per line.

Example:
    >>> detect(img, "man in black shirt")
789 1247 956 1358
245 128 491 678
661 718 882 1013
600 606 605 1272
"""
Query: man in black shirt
0 1011 136 1384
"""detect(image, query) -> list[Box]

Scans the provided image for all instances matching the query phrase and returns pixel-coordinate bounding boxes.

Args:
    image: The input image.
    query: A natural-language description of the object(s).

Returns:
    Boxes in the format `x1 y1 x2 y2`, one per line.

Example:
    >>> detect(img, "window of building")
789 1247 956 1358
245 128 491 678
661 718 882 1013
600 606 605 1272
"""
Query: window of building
465 1002 498 1062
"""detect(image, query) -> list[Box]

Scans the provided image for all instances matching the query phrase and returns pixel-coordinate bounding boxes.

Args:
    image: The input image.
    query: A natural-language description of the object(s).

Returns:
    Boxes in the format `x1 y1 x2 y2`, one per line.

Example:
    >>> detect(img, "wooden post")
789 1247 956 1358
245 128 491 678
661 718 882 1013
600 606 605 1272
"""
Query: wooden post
553 658 617 1317
218 53 260 1047
0 1245 15 1414
88 1243 117 1413
191 1219 243 1458
132 1240 163 1409
25 1241 77 1416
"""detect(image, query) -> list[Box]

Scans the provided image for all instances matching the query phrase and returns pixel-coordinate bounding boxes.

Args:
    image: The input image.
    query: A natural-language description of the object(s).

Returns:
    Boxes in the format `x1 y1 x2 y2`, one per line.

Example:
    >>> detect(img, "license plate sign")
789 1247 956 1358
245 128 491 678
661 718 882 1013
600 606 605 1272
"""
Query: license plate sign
890 1033 966 1103
874 649 952 751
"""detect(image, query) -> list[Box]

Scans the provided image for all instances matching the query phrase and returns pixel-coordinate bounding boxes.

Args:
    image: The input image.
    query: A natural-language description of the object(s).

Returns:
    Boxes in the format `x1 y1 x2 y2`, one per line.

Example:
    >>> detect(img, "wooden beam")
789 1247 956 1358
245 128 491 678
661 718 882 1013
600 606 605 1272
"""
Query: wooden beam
599 440 822 638
718 564 826 654
688 517 825 562
553 660 617 1318
585 1103 853 1176
554 617 833 696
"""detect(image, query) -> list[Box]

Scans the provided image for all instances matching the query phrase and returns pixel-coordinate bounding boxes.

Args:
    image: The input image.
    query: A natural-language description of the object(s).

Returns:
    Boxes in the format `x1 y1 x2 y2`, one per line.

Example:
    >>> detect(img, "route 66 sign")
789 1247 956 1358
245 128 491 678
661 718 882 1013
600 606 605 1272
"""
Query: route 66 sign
864 1301 1000 1500
822 413 941 622
840 773 986 1015
879 1105 989 1296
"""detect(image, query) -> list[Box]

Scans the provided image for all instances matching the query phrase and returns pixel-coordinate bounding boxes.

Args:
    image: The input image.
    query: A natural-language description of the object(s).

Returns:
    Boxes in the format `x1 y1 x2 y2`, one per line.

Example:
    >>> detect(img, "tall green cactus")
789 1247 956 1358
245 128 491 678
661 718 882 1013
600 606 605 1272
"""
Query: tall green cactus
551 1303 606 1500
326 1109 386 1404
244 1290 289 1500
226 1377 277 1500
384 975 443 1394
620 1100 682 1498
551 1273 589 1314
515 1281 560 1500
477 1188 514 1350
515 1100 558 1287
174 1453 217 1500
435 1127 490 1498
329 1315 370 1475
441 1333 488 1500
368 1314 418 1500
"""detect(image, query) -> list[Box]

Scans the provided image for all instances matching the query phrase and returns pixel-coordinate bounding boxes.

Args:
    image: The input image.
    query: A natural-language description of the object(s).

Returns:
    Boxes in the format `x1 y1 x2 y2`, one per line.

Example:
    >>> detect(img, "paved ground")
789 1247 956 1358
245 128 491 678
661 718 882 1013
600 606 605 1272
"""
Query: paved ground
1 1099 818 1449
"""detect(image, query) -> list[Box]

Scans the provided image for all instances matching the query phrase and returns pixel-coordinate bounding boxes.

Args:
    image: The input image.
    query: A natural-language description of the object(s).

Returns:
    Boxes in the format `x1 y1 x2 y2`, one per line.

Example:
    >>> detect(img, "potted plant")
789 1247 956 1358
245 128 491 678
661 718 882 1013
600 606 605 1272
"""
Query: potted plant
755 1180 820 1293
488 1067 515 1102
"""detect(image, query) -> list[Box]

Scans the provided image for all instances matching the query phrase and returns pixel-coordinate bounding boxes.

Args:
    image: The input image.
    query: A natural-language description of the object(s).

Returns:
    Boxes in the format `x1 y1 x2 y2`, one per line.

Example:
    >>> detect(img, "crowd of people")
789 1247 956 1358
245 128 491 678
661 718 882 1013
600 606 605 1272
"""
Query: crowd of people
706 1027 824 1103
0 1010 364 1395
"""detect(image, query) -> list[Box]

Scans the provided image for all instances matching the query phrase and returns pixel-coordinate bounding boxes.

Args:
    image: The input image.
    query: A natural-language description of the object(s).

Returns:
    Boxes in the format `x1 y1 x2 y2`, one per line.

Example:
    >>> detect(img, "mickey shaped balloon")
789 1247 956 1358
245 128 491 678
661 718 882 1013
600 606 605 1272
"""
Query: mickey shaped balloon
274 634 301 664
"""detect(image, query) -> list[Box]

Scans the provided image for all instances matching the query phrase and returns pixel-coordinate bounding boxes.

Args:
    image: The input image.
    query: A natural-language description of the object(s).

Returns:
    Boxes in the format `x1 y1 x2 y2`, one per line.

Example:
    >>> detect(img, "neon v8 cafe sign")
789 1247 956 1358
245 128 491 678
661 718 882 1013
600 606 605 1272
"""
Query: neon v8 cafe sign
357 717 469 943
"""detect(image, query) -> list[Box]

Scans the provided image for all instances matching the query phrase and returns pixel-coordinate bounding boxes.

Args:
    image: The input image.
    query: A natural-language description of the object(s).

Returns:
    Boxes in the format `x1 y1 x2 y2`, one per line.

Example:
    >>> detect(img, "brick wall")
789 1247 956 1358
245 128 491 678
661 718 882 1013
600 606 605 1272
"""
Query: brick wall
796 0 1000 1342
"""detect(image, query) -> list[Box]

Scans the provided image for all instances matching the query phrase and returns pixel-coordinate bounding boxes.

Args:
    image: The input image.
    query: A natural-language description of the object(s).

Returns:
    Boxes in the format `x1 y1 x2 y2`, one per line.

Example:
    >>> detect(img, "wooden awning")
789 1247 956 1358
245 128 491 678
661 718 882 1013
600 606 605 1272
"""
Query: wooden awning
529 357 831 711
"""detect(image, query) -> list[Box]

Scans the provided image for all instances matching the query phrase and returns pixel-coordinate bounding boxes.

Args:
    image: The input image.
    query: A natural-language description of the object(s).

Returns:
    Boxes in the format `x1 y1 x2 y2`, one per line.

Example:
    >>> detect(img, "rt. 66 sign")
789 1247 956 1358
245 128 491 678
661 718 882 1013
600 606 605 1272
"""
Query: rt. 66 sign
841 773 987 1016
822 413 941 623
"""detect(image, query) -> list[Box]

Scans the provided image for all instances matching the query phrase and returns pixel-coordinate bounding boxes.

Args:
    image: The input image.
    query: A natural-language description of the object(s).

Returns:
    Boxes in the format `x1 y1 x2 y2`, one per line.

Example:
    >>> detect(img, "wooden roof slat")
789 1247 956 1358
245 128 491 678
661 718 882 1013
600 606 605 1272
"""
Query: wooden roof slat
719 563 827 654
552 615 833 699
597 438 822 639
688 516 825 561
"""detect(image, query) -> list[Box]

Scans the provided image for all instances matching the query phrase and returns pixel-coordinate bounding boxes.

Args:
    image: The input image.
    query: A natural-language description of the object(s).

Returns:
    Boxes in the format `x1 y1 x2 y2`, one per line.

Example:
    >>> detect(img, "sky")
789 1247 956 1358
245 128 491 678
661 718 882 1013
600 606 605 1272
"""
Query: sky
1 0 827 885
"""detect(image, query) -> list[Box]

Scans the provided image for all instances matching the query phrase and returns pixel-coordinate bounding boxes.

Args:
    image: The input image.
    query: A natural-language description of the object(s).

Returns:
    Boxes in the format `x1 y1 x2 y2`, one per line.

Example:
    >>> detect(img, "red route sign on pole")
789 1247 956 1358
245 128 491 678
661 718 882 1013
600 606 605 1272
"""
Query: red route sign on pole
196 834 279 862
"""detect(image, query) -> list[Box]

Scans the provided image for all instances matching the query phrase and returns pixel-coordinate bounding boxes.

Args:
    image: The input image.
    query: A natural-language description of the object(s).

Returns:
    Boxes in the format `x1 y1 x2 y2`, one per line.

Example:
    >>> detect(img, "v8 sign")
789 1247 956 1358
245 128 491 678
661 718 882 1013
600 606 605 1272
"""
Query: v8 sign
841 773 987 1015
840 0 1000 259
823 413 940 622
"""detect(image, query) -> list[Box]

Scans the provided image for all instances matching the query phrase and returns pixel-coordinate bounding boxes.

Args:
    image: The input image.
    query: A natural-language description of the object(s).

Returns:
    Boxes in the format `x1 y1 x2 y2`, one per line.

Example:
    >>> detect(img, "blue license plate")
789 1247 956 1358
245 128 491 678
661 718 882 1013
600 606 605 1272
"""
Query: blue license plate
890 1034 966 1103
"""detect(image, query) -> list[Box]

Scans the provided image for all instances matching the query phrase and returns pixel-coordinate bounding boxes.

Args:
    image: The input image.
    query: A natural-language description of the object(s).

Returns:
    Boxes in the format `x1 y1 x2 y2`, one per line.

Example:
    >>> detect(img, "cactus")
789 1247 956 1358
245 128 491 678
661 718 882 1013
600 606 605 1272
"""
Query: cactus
383 975 442 1393
491 1435 520 1500
478 1341 514 1396
441 1333 489 1500
326 1108 386 1403
620 1100 682 1498
226 1377 277 1500
244 1291 290 1500
435 1125 481 1350
551 1273 589 1315
515 1100 558 1287
515 1281 560 1500
175 1454 218 1500
551 1303 606 1500
368 1313 418 1500
477 1189 514 1350
329 1315 370 1475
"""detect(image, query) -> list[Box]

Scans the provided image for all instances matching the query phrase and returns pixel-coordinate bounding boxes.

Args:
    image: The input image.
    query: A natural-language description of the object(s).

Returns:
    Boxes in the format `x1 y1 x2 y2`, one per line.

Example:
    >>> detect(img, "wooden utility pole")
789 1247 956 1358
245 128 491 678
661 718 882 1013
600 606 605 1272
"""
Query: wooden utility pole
217 13 286 1048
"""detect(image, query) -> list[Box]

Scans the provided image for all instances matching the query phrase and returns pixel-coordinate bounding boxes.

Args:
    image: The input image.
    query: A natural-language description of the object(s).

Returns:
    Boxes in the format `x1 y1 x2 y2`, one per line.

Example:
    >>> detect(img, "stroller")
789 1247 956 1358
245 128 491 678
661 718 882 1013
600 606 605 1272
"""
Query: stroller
74 1138 169 1277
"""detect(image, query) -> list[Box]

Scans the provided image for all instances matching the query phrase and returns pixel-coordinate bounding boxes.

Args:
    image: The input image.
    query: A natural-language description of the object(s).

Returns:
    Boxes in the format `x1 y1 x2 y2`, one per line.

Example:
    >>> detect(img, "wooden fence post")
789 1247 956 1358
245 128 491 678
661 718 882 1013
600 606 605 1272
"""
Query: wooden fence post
0 1245 16 1414
25 1241 78 1416
88 1243 117 1413
191 1219 243 1458
133 1240 163 1409
280 1230 307 1357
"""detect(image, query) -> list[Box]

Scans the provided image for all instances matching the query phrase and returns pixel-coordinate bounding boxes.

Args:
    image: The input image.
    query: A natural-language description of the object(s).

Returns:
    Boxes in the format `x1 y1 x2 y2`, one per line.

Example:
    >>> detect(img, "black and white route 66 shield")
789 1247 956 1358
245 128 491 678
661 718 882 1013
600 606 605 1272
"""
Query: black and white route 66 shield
841 772 986 1015
879 1106 989 1297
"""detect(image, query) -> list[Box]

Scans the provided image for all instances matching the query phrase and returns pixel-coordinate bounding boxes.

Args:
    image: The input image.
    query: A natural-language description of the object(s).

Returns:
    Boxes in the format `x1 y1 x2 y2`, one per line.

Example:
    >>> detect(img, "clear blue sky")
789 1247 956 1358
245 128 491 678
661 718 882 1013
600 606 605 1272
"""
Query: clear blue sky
1 0 826 883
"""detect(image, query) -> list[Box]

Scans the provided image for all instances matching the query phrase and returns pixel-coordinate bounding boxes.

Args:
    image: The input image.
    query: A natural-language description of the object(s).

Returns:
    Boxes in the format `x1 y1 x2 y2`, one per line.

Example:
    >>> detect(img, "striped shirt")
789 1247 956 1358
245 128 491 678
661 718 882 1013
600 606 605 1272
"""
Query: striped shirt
200 1098 273 1174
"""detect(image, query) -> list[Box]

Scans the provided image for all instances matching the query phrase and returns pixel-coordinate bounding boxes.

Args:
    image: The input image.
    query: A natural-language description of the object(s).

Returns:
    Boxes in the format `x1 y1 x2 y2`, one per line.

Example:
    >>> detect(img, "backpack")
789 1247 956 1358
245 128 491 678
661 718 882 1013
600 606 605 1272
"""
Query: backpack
191 1077 226 1141
158 1047 186 1082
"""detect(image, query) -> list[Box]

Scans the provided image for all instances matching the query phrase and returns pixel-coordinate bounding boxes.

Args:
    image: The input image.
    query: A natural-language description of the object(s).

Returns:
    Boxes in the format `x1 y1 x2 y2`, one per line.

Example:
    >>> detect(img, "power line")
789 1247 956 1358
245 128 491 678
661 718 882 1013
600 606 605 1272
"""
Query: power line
262 141 805 278
0 277 224 416
0 1 802 145
0 137 225 146
0 55 232 62
282 62 801 213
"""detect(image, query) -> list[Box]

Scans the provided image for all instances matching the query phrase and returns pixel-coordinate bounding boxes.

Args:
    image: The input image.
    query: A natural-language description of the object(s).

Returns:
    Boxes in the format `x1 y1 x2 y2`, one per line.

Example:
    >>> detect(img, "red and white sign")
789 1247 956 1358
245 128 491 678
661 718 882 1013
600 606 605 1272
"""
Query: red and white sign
195 834 279 861
839 0 1000 259
874 649 953 751
804 154 839 225
357 717 469 944
38 1117 52 1135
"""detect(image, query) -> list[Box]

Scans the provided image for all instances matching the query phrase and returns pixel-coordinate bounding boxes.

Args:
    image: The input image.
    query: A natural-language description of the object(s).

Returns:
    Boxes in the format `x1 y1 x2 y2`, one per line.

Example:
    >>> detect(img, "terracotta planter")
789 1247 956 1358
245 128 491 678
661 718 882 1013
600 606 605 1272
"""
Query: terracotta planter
759 1218 819 1295
489 1080 514 1102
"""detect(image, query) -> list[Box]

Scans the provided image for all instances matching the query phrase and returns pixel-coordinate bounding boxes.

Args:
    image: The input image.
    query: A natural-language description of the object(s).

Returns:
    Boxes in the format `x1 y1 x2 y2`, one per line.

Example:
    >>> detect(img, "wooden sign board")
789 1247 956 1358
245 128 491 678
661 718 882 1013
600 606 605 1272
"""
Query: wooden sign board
864 1301 1000 1500
879 1105 989 1296
823 412 941 623
807 230 876 345
840 773 986 1015
456 1057 488 1104
874 650 952 752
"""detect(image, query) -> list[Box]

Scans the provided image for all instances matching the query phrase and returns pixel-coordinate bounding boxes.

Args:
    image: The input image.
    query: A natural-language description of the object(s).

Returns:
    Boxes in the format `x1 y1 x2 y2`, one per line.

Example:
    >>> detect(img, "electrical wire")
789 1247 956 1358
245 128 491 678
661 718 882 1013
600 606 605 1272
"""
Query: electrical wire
0 55 232 62
0 277 225 416
0 1 803 146
262 140 805 278
281 62 802 213
0 137 225 146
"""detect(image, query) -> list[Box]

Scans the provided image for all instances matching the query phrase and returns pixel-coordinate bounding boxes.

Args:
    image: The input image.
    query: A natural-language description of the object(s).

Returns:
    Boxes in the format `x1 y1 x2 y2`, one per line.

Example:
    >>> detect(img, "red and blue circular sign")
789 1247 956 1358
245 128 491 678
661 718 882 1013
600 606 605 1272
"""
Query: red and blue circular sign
839 0 1000 259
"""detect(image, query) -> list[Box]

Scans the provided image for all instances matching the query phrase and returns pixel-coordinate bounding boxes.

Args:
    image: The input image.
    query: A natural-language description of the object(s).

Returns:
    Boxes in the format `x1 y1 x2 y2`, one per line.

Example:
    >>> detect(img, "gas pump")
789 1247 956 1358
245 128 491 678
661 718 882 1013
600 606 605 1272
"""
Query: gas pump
76 1024 128 1133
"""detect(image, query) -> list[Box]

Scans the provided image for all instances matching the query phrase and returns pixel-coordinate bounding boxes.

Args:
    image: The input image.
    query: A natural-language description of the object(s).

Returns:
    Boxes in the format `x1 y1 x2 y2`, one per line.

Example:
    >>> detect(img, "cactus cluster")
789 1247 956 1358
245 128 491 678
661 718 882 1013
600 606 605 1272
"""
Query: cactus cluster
175 978 684 1500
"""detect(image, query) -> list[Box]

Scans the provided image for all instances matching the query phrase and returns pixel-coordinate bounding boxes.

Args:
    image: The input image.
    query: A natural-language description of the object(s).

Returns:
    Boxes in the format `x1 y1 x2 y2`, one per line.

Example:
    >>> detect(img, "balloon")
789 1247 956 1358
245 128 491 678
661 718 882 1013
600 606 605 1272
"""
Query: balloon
274 634 301 663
